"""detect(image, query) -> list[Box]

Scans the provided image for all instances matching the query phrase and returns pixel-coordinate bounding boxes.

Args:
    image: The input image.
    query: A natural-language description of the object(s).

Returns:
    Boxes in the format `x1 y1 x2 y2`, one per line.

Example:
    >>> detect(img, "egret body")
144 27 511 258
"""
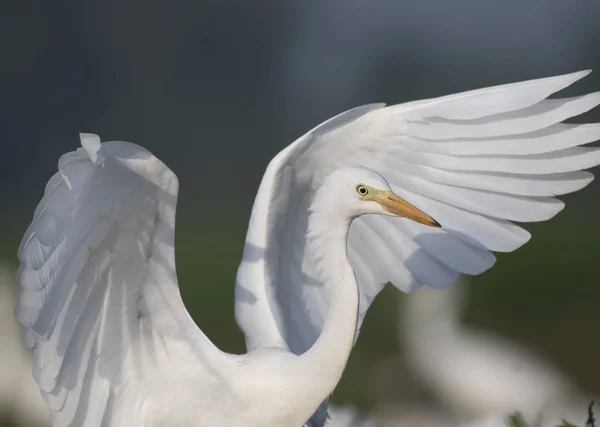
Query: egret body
15 70 600 426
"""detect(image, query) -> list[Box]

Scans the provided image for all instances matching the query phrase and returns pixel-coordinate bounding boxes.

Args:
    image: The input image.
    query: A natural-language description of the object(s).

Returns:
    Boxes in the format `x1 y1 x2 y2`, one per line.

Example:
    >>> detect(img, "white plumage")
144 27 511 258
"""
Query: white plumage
325 405 373 427
400 277 599 427
326 403 456 427
14 71 600 426
399 278 574 423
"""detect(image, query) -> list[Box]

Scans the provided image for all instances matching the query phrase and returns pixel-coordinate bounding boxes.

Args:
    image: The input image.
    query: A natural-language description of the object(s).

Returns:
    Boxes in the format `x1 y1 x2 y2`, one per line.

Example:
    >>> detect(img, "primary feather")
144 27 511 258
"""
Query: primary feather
234 70 600 425
17 136 237 426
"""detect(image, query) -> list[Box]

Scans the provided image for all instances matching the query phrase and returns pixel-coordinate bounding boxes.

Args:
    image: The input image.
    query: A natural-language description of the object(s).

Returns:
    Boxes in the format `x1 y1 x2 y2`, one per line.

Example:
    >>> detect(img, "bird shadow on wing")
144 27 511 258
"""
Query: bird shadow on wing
235 283 259 305
391 227 499 297
234 243 265 305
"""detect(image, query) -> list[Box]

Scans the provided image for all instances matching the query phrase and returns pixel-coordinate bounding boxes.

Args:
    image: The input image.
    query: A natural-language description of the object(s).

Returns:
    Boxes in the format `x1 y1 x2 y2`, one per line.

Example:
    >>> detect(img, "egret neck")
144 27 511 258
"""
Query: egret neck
296 198 360 404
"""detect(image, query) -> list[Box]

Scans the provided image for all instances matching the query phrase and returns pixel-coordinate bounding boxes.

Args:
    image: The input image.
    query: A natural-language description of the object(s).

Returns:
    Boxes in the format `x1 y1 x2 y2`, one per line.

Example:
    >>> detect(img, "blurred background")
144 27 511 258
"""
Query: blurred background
1 1 600 426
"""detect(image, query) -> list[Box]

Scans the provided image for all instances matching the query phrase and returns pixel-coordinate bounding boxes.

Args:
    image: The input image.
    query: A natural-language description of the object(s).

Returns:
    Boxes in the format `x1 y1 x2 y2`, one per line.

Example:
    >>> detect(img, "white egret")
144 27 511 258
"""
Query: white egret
15 70 600 427
399 277 598 427
326 403 457 427
399 278 574 422
15 146 438 427
460 414 523 427
325 405 373 427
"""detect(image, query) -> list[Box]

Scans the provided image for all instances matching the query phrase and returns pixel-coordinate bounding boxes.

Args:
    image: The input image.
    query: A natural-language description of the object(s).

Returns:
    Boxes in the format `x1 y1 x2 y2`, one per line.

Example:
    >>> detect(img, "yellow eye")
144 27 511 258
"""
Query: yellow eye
356 185 369 196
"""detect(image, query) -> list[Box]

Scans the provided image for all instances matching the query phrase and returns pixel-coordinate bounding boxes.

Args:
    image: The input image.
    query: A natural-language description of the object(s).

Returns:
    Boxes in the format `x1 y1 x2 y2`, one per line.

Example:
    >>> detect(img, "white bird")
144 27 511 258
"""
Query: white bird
399 277 588 426
326 403 457 427
399 278 574 421
14 70 600 427
325 405 373 427
15 143 439 427
0 263 49 427
460 413 524 427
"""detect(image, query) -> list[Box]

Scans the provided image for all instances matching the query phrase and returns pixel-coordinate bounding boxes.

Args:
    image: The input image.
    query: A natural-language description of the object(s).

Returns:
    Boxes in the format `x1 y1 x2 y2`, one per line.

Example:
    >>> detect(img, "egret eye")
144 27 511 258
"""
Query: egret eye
356 185 369 196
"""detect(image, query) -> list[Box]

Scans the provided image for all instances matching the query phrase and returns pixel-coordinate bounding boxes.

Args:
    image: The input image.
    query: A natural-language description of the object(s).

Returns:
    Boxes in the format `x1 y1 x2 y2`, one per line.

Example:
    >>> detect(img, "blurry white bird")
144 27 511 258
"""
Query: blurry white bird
399 277 587 425
15 70 600 427
326 400 470 427
461 413 523 427
0 263 49 427
327 403 449 427
326 405 373 427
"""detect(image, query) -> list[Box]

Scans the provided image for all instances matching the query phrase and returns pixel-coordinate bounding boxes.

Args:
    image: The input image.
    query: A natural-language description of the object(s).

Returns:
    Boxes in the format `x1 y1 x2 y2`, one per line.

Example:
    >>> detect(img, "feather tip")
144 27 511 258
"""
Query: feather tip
80 133 106 166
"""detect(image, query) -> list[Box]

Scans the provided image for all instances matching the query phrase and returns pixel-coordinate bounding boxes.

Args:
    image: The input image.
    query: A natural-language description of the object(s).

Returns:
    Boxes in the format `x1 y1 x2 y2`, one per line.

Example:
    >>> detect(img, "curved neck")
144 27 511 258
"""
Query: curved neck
296 205 360 401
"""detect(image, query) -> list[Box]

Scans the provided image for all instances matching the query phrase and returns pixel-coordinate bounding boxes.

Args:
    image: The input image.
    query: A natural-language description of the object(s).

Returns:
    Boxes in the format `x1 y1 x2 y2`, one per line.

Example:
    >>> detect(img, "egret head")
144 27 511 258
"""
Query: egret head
315 166 441 227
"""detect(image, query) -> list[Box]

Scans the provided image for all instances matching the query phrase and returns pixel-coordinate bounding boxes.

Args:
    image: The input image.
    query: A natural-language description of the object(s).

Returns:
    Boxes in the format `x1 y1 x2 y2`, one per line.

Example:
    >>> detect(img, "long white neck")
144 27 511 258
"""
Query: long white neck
295 202 360 403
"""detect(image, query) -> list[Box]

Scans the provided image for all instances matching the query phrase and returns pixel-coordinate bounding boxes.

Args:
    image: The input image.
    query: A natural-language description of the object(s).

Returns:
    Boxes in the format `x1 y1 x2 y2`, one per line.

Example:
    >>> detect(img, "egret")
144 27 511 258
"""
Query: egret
14 70 600 427
400 278 573 422
327 402 456 427
325 405 373 427
399 277 598 427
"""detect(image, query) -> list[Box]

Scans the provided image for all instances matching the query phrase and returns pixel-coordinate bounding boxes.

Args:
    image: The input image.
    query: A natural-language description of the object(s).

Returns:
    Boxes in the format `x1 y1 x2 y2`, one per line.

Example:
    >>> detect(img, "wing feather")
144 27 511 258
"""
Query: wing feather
398 70 591 120
400 93 600 139
384 163 593 197
387 173 564 221
405 123 600 156
16 136 227 427
234 71 600 426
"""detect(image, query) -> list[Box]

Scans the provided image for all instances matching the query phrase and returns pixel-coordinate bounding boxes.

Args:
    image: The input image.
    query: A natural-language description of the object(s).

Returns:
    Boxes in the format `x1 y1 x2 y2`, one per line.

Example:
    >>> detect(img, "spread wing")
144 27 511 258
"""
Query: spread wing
15 135 229 427
233 70 600 426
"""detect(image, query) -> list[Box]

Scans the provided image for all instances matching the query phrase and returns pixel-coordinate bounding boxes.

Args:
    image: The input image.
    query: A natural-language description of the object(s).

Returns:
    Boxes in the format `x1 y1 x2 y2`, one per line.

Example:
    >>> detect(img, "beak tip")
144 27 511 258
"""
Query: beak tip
432 218 442 228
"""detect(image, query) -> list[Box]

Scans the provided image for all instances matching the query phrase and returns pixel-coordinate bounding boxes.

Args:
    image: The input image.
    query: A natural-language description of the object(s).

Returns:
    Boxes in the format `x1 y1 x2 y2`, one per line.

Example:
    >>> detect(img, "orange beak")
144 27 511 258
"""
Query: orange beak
377 191 441 228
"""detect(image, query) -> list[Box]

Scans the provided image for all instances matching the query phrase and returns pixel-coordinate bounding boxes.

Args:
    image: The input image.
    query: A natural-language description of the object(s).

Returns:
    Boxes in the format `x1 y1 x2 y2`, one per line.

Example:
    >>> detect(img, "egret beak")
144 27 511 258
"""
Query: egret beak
377 191 441 228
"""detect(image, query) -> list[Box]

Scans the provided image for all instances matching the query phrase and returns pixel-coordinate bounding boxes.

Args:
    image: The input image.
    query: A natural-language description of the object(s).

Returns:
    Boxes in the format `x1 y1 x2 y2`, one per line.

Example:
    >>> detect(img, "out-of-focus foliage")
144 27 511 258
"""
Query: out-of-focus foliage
555 401 596 427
